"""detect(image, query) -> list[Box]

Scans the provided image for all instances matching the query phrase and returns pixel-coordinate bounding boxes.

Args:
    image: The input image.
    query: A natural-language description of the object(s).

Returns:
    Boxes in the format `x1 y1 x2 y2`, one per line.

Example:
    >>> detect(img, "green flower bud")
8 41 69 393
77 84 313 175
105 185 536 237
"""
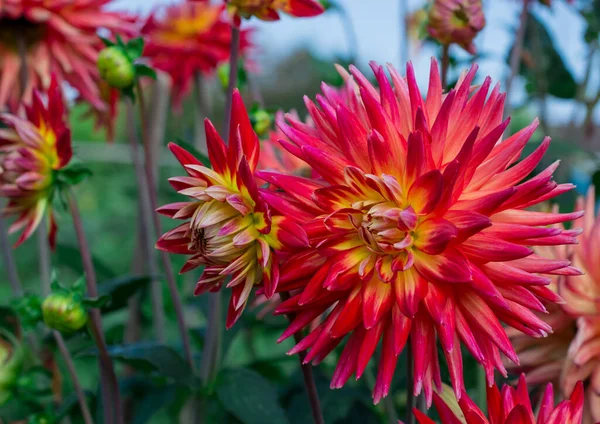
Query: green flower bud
0 333 24 405
97 46 135 89
217 63 230 91
250 109 273 136
42 293 87 333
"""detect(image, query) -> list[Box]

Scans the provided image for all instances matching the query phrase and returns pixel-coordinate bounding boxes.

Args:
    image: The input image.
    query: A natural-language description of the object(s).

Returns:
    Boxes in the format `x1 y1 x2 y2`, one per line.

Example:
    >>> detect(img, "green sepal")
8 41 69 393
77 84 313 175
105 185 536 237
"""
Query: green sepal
81 295 111 309
135 63 157 80
126 37 145 61
54 164 92 187
99 37 115 48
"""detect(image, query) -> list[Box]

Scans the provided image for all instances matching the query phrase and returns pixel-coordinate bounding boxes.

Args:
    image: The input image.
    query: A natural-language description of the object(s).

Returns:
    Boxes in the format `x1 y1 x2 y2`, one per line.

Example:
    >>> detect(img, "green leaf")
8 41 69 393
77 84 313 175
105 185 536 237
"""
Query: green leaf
216 368 289 424
134 64 157 80
55 165 92 186
126 37 145 60
99 37 115 48
81 295 111 309
97 275 152 313
174 138 211 168
79 343 197 387
115 34 127 50
55 244 117 281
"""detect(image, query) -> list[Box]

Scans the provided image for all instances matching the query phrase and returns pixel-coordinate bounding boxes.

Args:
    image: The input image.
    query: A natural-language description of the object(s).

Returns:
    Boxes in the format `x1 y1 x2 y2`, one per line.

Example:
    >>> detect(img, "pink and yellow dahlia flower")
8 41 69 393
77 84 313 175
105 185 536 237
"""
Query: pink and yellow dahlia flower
0 77 72 247
156 89 307 328
142 0 253 107
427 0 485 54
258 60 582 404
0 0 135 111
225 0 324 22
413 374 584 424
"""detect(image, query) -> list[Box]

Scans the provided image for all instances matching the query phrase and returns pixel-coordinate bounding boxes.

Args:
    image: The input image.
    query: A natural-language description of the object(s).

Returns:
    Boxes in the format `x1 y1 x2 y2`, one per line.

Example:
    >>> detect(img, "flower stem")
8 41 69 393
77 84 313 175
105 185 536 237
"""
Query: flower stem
504 0 530 119
193 72 212 152
38 217 51 296
0 214 22 297
405 343 416 424
223 25 241 139
441 44 450 90
126 100 165 343
134 81 195 370
280 292 324 424
54 330 94 424
67 190 122 424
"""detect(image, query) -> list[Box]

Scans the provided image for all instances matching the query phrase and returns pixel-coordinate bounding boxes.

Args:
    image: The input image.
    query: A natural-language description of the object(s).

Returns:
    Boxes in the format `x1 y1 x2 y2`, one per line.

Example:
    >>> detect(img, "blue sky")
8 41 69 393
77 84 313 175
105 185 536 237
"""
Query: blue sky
113 0 594 124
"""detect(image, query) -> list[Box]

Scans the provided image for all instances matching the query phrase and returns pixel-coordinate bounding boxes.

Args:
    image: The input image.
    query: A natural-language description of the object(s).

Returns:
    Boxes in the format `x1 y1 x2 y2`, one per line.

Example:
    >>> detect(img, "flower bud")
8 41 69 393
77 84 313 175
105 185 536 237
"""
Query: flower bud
0 333 24 405
427 0 485 54
250 109 272 136
42 293 87 333
97 46 135 89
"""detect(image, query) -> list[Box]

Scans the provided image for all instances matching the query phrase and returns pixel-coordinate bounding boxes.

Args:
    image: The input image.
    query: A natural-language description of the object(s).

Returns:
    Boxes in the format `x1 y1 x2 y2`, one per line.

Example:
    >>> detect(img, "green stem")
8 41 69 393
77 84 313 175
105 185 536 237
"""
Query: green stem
68 190 122 424
134 81 195 370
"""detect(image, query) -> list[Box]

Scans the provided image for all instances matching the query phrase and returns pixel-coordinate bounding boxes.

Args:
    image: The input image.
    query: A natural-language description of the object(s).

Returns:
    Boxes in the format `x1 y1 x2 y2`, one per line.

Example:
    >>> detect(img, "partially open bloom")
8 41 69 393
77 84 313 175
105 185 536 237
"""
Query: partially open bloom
42 292 87 333
260 60 581 403
427 0 485 54
0 78 71 247
226 0 324 22
0 0 135 110
156 90 307 328
413 375 584 424
142 0 253 107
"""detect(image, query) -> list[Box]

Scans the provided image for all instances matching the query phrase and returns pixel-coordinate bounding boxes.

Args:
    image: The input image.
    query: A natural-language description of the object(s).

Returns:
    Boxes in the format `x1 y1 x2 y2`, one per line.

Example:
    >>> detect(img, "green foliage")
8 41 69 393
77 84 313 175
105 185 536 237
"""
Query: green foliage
174 138 211 168
215 368 289 424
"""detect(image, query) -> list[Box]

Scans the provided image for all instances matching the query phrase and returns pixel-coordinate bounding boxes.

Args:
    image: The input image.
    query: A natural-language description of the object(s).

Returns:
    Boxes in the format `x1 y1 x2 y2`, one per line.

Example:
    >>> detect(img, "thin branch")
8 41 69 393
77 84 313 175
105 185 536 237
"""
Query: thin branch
67 190 122 424
134 81 195 370
54 331 94 424
280 292 324 424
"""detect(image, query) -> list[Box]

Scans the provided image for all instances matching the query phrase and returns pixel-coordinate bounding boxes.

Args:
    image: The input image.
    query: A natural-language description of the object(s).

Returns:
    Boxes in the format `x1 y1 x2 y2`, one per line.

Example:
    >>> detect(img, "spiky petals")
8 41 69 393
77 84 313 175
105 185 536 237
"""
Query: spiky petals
226 0 324 22
0 77 71 248
156 90 307 328
142 1 253 107
0 0 135 111
412 375 584 424
266 60 581 403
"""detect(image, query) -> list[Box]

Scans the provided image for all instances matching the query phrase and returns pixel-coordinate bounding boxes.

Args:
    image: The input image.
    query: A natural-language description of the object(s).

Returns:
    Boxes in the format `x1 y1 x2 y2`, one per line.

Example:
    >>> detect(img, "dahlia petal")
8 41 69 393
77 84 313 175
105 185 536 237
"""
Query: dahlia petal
356 321 385 379
362 278 394 329
393 268 428 318
414 218 458 255
372 325 398 404
413 248 472 284
408 170 444 215
330 287 363 338
461 234 533 262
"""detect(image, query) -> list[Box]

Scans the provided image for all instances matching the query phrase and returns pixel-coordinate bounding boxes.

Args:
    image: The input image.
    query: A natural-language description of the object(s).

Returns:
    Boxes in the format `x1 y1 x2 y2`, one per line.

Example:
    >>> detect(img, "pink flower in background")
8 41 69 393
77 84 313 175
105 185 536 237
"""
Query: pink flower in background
0 0 136 111
226 0 324 22
427 0 485 54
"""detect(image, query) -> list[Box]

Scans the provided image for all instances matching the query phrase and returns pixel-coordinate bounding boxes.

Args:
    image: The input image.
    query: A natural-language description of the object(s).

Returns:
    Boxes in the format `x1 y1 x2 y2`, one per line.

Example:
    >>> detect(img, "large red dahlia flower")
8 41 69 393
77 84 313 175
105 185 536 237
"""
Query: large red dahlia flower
259 60 582 404
142 0 253 107
0 77 71 247
413 374 584 424
156 90 307 328
0 0 135 111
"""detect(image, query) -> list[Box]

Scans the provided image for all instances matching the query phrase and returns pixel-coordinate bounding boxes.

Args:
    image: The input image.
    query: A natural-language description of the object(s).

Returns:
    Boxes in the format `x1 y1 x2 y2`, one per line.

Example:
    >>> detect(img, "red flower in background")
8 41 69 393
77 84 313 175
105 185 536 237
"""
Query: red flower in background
0 0 136 111
412 374 584 424
259 60 581 404
80 80 120 142
142 0 253 107
0 77 71 247
225 0 324 22
156 90 307 328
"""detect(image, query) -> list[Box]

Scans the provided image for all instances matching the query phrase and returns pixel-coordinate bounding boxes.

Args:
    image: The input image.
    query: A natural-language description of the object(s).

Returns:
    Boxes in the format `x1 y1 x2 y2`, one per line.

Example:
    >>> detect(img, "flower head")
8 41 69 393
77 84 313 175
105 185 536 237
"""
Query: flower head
0 77 72 247
226 0 324 22
427 0 485 54
259 60 582 404
156 89 307 328
42 292 87 333
0 0 135 110
412 375 584 424
510 188 600 423
142 0 253 107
